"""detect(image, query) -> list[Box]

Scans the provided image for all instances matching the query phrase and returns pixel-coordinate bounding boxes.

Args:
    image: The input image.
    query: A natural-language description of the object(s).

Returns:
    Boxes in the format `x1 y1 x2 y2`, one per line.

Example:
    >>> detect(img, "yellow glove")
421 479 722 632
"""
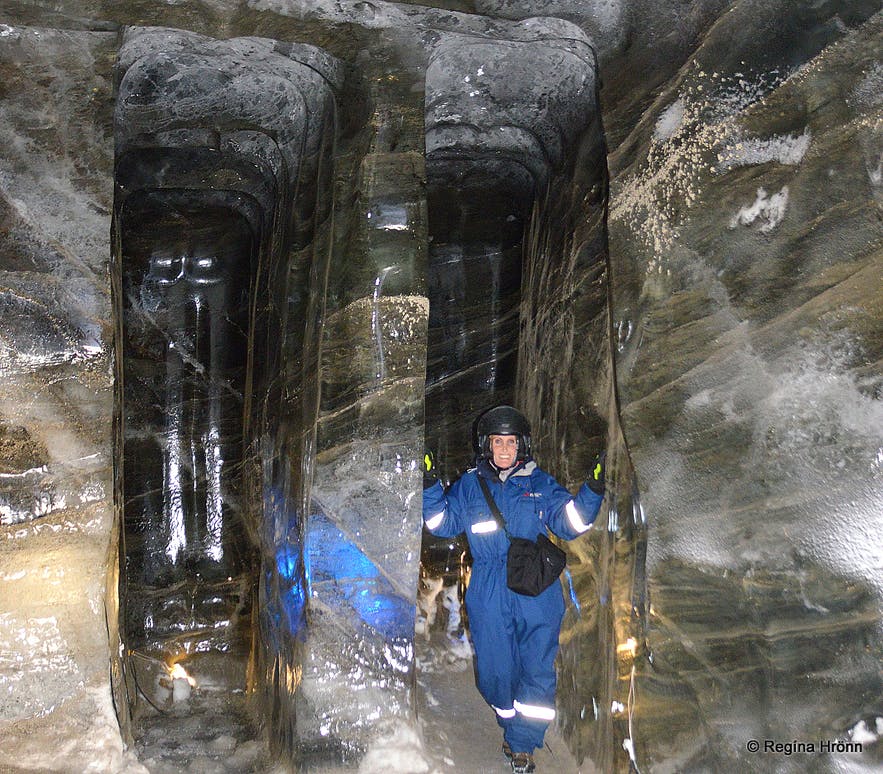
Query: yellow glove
587 452 606 494
423 450 438 489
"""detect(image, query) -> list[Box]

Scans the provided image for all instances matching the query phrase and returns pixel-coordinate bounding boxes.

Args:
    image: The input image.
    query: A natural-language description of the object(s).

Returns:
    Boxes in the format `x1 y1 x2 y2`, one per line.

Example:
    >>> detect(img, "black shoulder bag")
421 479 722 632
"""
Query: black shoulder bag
477 475 567 597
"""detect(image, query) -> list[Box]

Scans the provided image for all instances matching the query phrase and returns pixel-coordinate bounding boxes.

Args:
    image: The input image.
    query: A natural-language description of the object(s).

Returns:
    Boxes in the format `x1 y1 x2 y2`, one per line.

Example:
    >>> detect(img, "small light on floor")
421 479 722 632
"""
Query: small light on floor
157 660 198 703
168 662 197 687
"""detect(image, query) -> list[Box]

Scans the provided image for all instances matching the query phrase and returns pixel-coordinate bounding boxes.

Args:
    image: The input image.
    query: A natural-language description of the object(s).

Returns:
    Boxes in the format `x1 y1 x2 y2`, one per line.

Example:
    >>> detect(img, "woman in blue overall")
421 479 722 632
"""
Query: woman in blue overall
422 406 605 774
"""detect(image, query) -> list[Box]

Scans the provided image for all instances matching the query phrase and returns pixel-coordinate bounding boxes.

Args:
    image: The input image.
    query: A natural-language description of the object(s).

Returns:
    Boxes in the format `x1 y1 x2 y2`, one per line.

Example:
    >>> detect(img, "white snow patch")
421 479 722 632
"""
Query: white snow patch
849 719 880 744
622 737 636 763
81 686 143 774
358 721 437 774
207 734 238 754
0 684 143 773
729 186 789 232
684 389 712 410
652 98 685 142
866 152 882 187
612 67 790 254
717 130 811 169
590 0 625 34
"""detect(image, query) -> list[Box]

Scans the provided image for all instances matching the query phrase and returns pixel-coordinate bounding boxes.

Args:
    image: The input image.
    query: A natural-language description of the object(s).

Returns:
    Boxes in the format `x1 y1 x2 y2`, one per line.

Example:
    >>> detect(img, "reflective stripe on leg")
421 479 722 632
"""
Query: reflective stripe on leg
513 700 556 721
493 704 516 719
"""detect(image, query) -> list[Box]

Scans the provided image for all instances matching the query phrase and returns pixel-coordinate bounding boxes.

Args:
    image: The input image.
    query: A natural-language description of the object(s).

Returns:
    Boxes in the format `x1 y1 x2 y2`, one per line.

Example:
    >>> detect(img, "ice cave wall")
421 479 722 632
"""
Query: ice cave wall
601 7 883 771
0 1 880 773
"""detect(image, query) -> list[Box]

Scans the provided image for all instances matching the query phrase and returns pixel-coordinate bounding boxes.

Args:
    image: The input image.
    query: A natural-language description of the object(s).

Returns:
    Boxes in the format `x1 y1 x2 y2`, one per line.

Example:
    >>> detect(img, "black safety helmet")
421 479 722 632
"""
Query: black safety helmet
476 405 532 461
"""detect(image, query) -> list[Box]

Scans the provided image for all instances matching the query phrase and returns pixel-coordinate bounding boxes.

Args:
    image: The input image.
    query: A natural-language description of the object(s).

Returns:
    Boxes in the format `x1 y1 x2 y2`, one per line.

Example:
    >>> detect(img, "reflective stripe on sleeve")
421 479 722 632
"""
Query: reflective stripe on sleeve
514 699 556 721
493 705 516 719
425 510 445 530
470 520 498 534
565 500 591 534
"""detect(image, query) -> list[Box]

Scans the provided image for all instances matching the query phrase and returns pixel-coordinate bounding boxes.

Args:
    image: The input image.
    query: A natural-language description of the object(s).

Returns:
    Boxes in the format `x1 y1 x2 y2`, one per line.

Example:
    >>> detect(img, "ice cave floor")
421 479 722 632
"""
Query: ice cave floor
131 629 587 773
415 631 587 774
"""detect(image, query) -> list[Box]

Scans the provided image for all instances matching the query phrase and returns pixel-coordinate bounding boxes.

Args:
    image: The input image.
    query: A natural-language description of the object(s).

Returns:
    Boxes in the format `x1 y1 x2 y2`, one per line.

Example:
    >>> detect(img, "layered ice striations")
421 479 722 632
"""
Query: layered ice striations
0 23 141 774
605 7 883 772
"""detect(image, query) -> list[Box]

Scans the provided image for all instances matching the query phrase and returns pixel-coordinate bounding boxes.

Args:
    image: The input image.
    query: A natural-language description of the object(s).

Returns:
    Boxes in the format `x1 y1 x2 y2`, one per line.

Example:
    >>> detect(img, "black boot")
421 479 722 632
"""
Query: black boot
511 752 535 773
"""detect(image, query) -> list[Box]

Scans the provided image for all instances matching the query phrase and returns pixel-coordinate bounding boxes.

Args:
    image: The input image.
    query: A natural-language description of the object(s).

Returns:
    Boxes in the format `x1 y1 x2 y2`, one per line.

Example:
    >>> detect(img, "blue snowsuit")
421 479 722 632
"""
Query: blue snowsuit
423 457 603 754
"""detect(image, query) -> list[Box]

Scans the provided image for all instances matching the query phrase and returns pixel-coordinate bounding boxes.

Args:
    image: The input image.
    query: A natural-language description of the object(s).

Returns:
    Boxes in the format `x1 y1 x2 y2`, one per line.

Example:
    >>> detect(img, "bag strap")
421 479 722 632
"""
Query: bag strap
477 475 512 541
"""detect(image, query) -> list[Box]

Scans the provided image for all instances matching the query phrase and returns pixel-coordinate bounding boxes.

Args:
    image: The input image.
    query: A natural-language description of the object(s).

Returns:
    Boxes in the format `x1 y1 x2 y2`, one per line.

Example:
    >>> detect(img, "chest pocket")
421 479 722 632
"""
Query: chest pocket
513 486 543 527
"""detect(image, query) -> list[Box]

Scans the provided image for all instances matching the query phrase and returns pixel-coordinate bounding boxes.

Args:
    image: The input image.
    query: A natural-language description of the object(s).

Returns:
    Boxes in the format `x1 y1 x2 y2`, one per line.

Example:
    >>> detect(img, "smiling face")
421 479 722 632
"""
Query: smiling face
489 434 519 469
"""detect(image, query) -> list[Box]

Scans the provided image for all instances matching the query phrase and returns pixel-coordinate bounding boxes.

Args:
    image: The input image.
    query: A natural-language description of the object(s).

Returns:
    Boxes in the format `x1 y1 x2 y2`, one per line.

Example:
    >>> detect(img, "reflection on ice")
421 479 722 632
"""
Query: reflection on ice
309 510 415 642
119 200 254 666
270 528 308 639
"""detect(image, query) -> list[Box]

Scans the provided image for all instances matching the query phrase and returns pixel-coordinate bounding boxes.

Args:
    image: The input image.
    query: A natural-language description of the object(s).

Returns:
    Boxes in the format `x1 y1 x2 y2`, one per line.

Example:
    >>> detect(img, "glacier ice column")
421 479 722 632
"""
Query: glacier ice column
302 24 430 766
113 28 342 758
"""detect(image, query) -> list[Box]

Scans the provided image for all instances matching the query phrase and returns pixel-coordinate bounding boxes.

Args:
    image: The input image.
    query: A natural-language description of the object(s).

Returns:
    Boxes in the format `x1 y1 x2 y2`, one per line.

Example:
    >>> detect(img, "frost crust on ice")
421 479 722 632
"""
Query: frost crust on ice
716 129 811 169
729 186 789 232
652 98 685 142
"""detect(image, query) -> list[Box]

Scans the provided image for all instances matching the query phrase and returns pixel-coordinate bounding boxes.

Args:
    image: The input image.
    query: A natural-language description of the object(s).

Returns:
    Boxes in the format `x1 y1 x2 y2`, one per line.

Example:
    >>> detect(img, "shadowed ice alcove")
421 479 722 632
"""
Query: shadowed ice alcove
0 2 880 773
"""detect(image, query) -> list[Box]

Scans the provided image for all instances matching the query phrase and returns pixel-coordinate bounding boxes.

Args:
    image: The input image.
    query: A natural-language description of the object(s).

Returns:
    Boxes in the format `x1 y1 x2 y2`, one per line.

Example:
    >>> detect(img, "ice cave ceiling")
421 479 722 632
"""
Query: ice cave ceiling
0 1 880 772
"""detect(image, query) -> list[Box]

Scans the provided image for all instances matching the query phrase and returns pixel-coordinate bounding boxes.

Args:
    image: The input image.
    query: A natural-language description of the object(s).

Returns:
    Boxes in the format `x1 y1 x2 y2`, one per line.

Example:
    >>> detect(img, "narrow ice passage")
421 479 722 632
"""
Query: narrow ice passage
416 632 592 774
420 15 645 774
